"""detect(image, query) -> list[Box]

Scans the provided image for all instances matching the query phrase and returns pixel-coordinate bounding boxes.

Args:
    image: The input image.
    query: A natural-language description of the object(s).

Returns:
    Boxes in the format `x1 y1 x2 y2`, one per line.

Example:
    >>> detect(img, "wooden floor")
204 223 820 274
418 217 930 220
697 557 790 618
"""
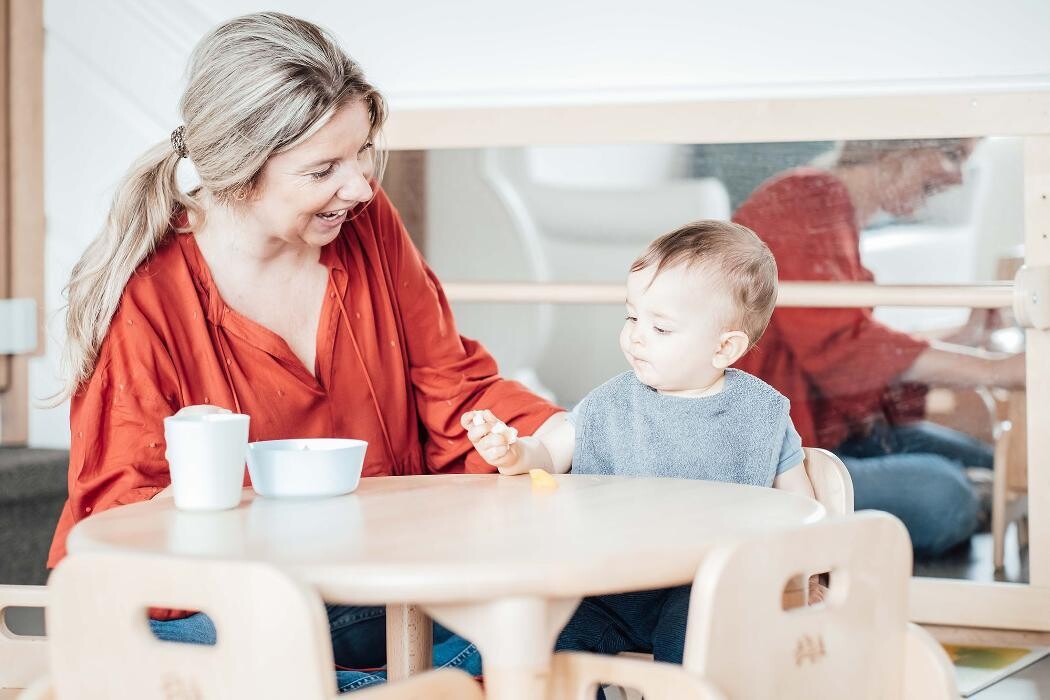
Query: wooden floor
915 528 1028 584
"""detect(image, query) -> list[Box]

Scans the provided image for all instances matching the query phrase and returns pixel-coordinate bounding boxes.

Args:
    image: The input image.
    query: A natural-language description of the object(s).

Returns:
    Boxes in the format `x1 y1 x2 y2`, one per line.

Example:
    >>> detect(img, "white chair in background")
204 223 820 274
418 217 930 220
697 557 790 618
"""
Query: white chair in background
471 144 731 404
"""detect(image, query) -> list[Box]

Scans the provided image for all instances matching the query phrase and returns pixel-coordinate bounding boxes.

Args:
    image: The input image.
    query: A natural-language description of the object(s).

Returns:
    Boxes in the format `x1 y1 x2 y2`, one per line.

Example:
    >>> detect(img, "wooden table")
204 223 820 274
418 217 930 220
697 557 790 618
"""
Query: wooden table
67 473 824 700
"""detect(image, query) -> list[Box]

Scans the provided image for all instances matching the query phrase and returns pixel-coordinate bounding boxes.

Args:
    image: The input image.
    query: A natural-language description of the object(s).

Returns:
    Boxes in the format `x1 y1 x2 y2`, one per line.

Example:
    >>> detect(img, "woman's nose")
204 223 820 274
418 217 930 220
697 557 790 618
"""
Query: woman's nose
337 169 372 202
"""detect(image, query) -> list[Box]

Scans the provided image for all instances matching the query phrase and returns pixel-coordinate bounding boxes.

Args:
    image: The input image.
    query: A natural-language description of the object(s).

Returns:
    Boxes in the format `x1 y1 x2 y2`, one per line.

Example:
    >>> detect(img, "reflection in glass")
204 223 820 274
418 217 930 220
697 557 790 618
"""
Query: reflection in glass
419 138 1027 583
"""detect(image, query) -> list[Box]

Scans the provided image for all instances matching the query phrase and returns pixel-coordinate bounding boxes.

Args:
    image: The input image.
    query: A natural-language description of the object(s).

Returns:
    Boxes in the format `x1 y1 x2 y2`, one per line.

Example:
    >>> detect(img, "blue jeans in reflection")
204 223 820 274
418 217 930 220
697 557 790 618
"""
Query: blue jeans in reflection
834 421 993 556
148 604 481 693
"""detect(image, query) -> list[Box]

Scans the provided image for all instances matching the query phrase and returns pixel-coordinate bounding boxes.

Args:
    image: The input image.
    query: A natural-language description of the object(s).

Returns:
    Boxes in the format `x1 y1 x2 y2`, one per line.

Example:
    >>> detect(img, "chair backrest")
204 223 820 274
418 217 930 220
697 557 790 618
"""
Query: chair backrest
0 585 48 690
682 512 955 700
550 651 725 700
803 447 854 517
47 552 337 700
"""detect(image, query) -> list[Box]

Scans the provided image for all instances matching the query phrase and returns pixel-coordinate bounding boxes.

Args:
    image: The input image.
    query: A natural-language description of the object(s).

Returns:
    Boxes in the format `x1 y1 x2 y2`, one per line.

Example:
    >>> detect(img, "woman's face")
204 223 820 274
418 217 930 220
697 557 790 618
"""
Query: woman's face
243 100 377 248
878 141 975 217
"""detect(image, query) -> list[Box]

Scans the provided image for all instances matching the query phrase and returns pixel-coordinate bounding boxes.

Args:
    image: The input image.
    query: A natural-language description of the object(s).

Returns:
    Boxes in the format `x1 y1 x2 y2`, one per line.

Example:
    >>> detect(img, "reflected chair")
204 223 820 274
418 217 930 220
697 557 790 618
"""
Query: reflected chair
682 512 958 699
0 585 47 699
990 388 1028 571
44 551 483 699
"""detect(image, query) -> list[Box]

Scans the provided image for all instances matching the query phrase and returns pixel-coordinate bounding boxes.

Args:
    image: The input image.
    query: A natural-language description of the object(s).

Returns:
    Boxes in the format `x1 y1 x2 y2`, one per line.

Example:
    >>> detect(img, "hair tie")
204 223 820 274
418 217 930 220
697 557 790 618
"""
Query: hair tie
170 125 188 159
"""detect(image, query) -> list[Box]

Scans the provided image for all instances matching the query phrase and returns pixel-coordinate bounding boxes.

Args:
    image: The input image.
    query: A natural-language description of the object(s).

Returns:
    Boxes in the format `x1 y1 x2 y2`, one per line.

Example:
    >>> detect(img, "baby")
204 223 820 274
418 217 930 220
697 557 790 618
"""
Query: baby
462 220 818 664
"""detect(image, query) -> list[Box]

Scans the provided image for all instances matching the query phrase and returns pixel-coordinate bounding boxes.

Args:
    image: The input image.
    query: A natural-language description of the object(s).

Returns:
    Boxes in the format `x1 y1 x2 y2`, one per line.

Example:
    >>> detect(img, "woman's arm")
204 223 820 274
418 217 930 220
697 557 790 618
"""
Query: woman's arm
376 189 562 472
899 341 1025 389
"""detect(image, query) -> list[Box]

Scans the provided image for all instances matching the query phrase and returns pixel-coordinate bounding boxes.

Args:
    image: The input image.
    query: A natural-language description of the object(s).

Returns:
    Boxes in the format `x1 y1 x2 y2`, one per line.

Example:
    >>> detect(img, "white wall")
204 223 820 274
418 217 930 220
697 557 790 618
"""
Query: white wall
24 0 1050 447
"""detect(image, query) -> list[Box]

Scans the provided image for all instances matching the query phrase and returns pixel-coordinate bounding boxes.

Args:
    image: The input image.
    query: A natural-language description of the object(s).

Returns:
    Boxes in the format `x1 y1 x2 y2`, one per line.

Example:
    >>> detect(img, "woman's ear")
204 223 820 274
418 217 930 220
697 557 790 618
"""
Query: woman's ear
712 331 751 369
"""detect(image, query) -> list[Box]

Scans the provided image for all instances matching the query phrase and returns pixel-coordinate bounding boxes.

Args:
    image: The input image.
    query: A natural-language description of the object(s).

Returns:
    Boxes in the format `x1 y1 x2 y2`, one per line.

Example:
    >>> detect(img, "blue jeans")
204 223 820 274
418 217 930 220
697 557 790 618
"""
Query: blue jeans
834 421 993 556
149 604 481 693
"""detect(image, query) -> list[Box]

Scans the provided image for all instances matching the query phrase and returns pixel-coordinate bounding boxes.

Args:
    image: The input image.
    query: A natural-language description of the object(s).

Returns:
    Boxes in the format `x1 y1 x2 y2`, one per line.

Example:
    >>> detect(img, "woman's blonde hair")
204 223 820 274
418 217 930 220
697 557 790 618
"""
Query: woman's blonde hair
59 12 387 400
829 138 973 167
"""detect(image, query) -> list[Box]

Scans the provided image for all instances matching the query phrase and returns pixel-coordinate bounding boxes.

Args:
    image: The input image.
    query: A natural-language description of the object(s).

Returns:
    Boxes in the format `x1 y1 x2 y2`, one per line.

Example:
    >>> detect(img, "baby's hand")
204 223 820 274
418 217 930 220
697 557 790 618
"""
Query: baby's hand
461 410 524 474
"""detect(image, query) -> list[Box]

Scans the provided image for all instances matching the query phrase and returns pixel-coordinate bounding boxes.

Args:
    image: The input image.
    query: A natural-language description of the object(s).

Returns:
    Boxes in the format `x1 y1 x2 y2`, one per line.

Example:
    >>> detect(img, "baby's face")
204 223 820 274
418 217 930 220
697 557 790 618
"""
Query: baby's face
620 263 733 395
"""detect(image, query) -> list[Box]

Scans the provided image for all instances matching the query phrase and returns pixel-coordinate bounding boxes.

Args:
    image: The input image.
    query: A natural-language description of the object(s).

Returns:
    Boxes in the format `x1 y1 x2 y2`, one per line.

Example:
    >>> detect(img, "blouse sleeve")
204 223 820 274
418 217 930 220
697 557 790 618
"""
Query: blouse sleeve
374 189 563 472
48 301 180 566
735 171 929 398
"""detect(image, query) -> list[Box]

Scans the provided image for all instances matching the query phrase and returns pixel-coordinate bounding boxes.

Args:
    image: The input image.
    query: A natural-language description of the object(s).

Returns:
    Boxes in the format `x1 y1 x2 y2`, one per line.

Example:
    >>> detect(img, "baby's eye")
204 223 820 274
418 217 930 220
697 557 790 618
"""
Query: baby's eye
653 326 670 335
625 315 637 323
309 164 335 180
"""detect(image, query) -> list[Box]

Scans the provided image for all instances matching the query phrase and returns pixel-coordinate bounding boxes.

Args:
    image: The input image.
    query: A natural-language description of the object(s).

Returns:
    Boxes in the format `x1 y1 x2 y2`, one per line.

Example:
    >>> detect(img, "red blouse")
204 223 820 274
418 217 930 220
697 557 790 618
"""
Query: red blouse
733 168 929 449
49 188 561 578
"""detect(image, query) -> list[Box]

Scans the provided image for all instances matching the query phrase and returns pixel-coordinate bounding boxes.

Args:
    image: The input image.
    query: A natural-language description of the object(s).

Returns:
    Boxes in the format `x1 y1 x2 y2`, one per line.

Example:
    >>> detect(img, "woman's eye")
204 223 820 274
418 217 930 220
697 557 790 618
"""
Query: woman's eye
360 142 374 153
310 165 335 180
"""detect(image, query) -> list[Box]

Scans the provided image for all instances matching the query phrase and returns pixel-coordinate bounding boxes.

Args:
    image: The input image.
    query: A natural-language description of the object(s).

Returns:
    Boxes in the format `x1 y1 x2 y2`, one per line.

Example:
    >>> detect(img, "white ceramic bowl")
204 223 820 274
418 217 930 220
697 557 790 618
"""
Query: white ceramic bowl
246 438 367 499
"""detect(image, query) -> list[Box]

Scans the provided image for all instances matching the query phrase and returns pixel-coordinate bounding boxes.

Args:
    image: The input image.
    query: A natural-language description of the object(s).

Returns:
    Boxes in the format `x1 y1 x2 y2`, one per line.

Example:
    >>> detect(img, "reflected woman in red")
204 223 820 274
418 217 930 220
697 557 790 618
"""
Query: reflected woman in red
734 139 1024 556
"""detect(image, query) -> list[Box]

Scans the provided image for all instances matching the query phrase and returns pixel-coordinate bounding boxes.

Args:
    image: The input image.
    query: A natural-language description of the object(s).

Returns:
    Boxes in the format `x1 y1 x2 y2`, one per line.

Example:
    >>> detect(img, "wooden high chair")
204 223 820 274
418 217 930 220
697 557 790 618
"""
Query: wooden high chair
802 447 854 517
681 512 957 699
0 585 47 700
43 551 484 700
549 652 725 699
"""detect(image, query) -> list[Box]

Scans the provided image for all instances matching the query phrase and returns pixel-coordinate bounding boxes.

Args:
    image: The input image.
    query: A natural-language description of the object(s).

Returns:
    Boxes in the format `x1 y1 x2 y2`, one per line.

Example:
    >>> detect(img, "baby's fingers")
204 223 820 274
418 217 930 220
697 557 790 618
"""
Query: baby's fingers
480 443 511 463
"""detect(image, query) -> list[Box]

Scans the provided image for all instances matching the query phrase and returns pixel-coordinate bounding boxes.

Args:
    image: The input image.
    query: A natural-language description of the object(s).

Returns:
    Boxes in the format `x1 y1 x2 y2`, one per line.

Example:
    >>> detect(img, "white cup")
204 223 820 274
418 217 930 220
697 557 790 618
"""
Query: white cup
163 413 250 511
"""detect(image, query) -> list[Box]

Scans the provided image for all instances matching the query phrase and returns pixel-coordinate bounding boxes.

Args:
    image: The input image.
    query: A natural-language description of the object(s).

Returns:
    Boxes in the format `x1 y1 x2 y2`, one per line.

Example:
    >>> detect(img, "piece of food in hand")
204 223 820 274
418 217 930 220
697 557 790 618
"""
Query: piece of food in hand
491 421 518 444
529 468 558 490
472 412 486 426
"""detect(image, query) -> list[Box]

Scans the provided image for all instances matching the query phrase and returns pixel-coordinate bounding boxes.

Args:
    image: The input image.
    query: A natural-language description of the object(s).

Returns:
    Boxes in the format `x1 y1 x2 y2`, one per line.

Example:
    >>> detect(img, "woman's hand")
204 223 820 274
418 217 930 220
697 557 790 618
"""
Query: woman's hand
461 409 527 475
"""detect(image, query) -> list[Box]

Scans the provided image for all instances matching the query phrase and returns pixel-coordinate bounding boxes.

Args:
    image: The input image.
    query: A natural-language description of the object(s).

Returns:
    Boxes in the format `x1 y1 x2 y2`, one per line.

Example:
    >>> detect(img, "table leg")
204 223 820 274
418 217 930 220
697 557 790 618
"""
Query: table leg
386 604 432 681
424 596 580 700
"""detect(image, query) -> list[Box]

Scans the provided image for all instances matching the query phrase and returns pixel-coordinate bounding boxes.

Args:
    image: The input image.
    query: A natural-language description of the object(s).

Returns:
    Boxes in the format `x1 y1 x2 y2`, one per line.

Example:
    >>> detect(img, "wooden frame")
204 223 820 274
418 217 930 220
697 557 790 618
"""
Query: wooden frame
0 0 44 446
381 83 1050 631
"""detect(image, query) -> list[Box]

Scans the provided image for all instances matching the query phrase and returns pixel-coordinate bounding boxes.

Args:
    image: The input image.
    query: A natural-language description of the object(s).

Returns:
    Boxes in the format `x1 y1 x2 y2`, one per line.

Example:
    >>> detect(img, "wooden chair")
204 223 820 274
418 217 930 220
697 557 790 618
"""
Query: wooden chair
549 652 724 699
45 551 482 699
681 512 957 699
0 585 48 700
802 447 854 517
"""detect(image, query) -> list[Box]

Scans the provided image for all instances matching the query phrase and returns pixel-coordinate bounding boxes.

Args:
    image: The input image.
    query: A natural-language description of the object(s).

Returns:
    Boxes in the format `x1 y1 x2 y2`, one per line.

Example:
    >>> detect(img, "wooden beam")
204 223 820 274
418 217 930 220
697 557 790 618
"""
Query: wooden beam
0 1 11 397
381 150 427 251
0 0 43 445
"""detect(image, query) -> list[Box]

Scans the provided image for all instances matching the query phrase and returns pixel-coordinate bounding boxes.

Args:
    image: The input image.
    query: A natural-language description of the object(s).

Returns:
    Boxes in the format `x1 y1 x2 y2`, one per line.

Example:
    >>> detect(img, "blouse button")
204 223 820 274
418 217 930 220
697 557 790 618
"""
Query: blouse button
84 507 92 514
329 292 336 299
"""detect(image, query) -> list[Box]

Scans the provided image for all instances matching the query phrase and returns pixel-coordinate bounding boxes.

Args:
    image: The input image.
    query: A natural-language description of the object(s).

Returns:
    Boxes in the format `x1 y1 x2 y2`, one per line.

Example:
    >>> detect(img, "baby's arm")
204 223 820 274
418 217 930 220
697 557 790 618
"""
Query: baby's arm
461 410 575 476
772 462 816 499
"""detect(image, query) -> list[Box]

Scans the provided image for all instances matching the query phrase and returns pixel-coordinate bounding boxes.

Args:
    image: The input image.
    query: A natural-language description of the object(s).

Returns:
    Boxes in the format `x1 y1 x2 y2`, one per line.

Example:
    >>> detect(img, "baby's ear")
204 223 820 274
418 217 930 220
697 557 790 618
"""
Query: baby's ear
712 331 750 369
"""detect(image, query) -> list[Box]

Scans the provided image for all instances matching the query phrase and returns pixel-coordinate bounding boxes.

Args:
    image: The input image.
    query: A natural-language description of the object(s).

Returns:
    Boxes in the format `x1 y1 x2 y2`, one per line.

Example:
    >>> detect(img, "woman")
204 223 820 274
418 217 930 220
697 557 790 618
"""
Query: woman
49 12 563 691
734 139 1025 556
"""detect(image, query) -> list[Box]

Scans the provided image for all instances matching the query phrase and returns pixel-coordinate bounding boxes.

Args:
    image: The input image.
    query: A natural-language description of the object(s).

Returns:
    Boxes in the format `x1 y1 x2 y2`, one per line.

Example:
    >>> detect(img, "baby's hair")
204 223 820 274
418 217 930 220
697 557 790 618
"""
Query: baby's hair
631 220 778 349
